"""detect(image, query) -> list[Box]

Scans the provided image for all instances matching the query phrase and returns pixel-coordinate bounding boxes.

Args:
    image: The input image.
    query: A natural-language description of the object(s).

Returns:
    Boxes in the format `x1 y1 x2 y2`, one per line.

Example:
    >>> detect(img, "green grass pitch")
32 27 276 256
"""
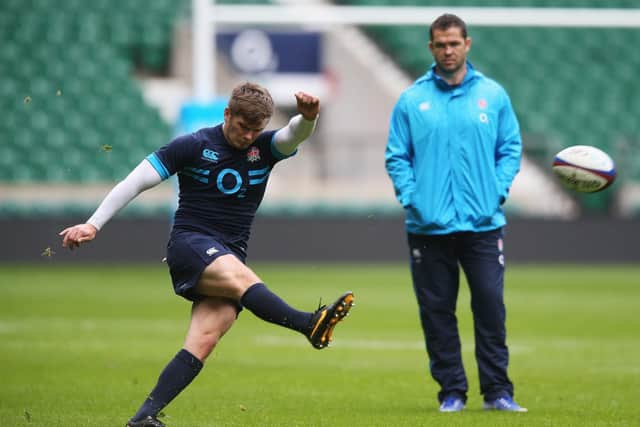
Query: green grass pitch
1 263 639 426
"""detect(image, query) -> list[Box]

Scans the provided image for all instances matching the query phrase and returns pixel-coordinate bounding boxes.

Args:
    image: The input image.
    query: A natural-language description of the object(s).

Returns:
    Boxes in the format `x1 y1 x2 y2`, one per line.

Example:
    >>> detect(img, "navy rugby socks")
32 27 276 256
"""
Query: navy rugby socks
130 349 203 422
241 282 313 332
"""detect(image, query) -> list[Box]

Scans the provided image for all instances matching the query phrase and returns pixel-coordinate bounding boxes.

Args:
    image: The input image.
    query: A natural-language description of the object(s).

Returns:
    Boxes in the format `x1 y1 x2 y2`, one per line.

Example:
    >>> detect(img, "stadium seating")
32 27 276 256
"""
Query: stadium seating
0 0 279 186
335 0 640 212
2 0 638 216
0 0 192 183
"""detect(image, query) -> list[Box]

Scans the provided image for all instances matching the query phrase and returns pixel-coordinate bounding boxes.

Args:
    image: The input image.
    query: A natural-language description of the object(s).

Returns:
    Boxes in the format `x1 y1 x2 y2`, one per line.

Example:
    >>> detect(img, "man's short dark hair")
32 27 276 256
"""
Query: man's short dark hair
430 13 468 40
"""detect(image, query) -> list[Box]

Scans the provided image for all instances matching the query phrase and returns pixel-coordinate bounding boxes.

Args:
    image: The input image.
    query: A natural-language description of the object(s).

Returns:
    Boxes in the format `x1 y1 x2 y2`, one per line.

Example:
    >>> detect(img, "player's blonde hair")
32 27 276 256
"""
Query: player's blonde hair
228 82 275 125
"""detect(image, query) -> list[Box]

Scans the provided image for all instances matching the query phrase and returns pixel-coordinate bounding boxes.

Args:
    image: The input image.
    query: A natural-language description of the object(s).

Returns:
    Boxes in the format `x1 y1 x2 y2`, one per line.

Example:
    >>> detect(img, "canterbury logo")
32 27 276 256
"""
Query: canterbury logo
202 149 219 162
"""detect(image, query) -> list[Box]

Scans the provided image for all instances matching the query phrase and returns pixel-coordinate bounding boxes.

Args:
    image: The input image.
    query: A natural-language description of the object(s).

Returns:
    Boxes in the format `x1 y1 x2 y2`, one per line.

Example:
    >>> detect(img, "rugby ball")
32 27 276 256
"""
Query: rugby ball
552 145 616 193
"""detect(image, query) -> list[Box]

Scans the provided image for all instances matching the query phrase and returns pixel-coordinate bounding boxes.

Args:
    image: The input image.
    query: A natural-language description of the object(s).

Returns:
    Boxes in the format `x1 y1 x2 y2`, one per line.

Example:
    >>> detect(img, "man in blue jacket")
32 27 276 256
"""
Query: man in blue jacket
385 14 525 413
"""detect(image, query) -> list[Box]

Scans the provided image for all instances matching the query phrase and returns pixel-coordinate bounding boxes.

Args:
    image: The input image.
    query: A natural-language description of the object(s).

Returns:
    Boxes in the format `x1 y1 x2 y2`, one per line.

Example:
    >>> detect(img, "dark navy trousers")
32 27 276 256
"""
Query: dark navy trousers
407 228 514 403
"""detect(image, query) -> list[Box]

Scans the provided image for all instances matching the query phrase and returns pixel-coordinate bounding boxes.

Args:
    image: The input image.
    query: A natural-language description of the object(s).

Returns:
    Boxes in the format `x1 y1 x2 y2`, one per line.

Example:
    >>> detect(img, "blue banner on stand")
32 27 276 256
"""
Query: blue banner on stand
176 97 227 136
215 30 328 106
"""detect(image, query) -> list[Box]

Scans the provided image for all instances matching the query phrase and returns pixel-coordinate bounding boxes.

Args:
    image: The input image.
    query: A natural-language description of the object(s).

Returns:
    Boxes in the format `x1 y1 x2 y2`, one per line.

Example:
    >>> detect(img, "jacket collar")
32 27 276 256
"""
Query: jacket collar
417 61 481 90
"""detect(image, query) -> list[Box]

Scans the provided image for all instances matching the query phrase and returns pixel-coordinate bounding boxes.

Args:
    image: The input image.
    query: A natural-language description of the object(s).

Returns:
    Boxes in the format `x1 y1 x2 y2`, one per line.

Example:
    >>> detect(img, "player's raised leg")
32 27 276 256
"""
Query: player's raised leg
196 254 354 349
126 297 237 427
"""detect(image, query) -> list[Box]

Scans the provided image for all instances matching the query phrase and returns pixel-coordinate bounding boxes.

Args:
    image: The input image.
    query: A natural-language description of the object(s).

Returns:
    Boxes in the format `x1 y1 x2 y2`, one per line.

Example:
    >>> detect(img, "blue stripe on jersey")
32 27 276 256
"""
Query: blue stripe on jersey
248 167 269 176
249 176 268 185
146 153 170 180
180 170 209 184
184 166 210 176
248 166 270 185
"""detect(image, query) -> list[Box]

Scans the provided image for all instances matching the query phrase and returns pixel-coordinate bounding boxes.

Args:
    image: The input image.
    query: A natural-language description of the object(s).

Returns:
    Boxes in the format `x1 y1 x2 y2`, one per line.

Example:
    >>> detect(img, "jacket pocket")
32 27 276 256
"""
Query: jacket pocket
408 193 450 229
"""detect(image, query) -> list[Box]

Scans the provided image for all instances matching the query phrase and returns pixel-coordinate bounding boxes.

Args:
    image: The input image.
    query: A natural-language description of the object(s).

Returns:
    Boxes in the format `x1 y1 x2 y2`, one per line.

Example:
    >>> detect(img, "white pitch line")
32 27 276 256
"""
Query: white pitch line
255 335 533 354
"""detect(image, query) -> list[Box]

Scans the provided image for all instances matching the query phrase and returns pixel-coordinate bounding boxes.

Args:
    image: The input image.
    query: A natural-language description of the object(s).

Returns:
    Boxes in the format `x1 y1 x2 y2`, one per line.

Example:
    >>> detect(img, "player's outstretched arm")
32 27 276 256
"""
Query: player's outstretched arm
59 159 163 250
273 92 320 155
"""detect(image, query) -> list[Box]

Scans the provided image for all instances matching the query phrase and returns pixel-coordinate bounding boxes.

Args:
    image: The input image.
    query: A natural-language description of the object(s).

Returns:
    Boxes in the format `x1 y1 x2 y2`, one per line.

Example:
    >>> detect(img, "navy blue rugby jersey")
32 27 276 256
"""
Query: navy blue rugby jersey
146 124 294 244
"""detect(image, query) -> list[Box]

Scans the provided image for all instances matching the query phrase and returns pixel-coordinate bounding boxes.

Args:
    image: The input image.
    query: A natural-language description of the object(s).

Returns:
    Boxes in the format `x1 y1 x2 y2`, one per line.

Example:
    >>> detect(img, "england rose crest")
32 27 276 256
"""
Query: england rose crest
247 146 261 162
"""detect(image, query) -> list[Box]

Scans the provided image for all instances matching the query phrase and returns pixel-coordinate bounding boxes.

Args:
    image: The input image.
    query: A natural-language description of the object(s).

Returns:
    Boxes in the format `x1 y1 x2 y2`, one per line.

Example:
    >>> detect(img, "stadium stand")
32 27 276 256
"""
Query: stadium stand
0 0 190 184
0 0 279 185
334 0 640 213
2 0 638 216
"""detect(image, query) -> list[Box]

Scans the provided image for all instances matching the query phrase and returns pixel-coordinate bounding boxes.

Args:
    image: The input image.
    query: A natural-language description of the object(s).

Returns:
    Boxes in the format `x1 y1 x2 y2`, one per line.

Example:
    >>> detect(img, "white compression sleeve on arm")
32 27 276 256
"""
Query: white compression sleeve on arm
86 159 163 230
273 114 318 155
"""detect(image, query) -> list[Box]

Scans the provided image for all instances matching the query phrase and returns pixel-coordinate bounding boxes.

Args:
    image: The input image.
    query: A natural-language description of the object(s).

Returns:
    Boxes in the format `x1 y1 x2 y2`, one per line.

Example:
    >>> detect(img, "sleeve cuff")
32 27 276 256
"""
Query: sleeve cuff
145 153 170 180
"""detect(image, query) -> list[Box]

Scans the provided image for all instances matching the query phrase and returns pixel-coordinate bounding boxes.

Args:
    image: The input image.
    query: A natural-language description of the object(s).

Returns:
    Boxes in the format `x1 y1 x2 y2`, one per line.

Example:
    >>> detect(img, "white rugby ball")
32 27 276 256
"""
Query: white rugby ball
552 145 616 193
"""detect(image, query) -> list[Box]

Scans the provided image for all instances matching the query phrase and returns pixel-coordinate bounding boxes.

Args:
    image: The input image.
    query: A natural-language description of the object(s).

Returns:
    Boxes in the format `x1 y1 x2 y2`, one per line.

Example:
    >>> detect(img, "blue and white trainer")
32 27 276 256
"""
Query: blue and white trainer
439 396 465 412
483 396 528 412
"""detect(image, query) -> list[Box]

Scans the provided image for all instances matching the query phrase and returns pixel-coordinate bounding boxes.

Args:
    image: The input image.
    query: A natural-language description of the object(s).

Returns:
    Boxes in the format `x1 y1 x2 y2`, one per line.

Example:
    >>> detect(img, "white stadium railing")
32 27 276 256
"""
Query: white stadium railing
192 0 640 100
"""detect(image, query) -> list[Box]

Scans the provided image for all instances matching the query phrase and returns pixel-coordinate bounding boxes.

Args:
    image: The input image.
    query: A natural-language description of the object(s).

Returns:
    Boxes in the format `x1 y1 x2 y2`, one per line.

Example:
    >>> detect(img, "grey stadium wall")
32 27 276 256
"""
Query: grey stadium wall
1 216 639 264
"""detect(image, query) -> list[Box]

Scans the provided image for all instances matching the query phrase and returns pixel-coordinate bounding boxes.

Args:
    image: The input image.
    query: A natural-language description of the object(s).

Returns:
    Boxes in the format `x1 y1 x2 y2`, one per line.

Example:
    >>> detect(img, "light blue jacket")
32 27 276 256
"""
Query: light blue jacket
385 62 522 235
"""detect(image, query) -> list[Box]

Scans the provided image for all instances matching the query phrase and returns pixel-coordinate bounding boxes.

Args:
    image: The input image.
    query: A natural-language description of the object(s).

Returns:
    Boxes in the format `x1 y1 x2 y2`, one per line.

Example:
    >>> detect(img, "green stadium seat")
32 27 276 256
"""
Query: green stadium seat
1 0 183 182
2 0 24 12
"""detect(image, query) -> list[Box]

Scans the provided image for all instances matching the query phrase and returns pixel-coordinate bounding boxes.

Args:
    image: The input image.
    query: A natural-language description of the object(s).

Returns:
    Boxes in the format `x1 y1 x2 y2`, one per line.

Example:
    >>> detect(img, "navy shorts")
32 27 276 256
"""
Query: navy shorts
166 230 247 303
